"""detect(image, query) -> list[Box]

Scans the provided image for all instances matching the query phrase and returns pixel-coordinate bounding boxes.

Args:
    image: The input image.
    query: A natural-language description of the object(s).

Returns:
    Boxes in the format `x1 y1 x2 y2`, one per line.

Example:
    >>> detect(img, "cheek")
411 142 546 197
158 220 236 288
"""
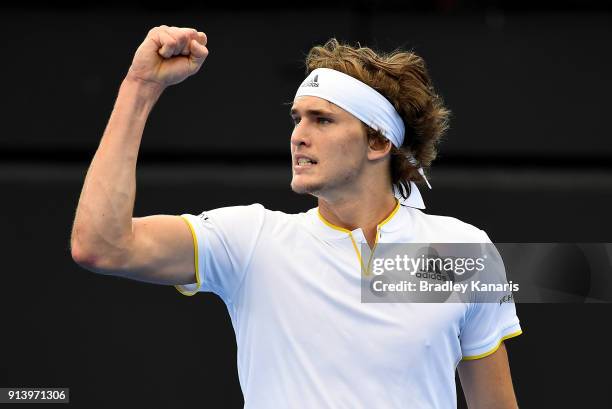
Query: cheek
341 142 361 157
337 131 366 162
325 141 354 167
318 125 366 168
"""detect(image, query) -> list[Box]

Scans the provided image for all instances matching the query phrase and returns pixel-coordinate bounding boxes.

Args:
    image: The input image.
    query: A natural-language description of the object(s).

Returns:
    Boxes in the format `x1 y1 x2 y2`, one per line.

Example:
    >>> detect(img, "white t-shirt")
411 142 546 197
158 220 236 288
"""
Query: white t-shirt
176 202 522 409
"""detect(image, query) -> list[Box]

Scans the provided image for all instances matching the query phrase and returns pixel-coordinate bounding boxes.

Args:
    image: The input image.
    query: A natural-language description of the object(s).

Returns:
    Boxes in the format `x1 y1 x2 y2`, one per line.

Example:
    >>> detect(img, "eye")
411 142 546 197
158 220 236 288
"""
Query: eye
291 116 301 126
317 117 332 124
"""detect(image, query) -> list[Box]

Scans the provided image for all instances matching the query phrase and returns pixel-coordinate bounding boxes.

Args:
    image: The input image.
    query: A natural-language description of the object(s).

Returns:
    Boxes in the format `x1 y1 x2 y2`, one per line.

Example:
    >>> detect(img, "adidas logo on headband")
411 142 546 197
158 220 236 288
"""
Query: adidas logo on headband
300 74 319 88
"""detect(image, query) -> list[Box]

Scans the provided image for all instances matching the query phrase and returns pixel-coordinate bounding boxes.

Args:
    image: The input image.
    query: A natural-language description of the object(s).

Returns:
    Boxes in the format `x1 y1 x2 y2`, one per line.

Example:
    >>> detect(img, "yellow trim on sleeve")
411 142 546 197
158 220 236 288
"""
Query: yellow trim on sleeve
174 215 202 296
461 329 523 361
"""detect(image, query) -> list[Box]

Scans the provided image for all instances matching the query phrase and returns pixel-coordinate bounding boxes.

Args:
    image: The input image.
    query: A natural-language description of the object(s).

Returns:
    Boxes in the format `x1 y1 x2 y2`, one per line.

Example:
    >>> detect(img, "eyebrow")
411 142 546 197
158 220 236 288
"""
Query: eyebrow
290 108 335 117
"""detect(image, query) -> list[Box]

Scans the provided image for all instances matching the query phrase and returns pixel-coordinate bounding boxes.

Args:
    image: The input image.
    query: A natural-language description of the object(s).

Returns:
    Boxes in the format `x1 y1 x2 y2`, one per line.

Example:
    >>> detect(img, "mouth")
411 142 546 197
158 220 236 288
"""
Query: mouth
294 155 318 170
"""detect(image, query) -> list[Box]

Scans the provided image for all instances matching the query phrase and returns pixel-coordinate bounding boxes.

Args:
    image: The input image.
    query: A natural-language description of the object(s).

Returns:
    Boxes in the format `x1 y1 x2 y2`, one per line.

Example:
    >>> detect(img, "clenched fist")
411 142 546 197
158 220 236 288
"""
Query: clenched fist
128 25 208 88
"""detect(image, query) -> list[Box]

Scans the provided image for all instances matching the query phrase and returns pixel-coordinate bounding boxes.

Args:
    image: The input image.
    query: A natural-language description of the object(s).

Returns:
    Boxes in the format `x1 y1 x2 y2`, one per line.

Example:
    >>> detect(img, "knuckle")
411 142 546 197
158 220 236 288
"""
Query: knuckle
149 25 167 35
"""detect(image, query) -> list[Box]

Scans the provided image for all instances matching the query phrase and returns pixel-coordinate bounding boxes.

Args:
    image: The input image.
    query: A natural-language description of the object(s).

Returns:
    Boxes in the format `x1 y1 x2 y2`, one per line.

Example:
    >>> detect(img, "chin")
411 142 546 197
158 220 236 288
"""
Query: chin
290 178 324 196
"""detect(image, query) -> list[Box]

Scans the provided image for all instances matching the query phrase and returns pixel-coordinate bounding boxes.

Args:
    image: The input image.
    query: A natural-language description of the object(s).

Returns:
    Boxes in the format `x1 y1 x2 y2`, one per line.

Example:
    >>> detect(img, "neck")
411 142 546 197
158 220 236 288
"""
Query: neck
317 187 398 248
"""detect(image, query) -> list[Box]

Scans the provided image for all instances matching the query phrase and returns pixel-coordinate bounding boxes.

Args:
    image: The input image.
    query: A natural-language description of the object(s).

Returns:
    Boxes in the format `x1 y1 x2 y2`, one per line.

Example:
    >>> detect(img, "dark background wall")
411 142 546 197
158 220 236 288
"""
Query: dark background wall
1 1 611 407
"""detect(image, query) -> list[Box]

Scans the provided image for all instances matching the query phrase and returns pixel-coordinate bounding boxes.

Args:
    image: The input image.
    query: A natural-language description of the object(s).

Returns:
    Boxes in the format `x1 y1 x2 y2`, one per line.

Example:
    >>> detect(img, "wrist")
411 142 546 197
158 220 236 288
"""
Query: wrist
123 71 166 99
117 73 166 118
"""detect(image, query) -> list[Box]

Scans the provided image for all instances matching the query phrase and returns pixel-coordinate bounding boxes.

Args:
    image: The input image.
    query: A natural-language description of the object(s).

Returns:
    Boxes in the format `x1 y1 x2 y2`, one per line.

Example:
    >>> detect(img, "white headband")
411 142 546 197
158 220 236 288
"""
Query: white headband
294 67 431 209
295 68 405 147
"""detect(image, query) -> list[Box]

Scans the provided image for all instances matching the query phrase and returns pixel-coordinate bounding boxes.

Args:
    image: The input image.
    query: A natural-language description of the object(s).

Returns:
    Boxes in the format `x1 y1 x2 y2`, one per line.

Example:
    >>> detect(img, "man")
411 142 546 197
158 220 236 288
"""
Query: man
71 26 521 408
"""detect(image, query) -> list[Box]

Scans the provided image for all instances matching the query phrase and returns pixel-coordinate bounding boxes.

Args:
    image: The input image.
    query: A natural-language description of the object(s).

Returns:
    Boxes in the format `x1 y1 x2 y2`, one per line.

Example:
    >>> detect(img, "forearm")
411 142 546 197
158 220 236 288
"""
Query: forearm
71 76 164 270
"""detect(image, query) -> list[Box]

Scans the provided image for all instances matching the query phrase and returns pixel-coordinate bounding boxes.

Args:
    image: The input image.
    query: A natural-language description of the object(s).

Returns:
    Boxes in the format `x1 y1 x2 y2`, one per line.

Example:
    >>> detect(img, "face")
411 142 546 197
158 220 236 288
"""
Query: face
289 96 370 199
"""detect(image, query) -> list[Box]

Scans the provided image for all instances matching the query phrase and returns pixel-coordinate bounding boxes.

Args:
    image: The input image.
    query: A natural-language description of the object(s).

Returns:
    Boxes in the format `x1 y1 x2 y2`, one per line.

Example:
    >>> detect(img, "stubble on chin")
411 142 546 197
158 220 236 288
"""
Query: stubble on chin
290 177 326 196
291 167 359 198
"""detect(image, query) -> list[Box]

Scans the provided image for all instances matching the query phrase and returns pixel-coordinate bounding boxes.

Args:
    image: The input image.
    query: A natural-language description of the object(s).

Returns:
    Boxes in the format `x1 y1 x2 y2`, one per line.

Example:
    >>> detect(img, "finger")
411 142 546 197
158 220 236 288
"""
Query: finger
196 31 207 47
157 30 178 59
180 34 192 56
146 26 167 53
189 39 208 59
167 26 192 56
179 27 196 55
189 39 209 70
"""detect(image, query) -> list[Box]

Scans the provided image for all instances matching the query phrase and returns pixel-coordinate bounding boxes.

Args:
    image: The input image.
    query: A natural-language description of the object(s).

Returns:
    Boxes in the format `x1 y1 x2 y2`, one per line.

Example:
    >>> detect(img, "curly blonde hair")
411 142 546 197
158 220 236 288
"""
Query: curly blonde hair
305 39 450 197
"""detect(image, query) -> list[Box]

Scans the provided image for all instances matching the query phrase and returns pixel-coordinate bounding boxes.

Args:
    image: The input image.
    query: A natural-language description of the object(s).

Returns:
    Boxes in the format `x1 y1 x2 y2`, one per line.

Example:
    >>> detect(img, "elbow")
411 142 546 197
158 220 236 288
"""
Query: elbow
71 223 98 270
70 238 127 275
70 240 99 270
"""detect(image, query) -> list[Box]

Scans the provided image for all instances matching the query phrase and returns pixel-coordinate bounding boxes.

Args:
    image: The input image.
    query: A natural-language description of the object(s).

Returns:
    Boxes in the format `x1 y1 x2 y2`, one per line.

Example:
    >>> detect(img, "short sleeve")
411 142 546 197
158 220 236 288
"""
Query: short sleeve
459 229 522 360
175 203 266 303
459 299 522 360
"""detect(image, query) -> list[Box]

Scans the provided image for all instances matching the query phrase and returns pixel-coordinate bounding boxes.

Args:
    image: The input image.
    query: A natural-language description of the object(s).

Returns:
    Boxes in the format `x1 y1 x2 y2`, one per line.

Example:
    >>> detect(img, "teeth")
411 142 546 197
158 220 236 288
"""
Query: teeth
298 158 313 165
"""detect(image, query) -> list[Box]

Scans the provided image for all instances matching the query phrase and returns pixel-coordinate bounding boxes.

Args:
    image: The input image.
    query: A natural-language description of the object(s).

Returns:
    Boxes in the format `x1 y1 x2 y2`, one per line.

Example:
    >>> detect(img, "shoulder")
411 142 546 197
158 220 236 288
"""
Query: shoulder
201 203 309 232
407 207 491 243
258 206 314 235
199 203 267 224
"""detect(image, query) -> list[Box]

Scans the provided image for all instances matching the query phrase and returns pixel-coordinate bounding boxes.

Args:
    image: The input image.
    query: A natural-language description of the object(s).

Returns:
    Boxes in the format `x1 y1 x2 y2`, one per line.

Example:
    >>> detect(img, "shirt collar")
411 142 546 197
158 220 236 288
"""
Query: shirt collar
394 181 426 209
306 200 413 240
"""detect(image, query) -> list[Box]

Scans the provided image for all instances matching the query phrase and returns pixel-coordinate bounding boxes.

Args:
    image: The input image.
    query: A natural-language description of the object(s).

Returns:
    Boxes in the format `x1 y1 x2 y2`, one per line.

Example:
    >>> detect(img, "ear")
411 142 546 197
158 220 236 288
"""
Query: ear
367 135 392 161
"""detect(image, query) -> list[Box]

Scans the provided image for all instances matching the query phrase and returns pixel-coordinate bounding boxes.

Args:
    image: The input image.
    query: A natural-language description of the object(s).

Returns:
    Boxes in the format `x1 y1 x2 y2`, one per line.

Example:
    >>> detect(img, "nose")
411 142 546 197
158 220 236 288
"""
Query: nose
290 121 311 148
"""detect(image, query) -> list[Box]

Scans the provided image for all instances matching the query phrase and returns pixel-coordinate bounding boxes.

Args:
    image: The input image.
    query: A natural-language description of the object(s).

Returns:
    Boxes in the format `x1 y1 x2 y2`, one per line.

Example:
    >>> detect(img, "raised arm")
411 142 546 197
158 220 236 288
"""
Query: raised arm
70 26 208 285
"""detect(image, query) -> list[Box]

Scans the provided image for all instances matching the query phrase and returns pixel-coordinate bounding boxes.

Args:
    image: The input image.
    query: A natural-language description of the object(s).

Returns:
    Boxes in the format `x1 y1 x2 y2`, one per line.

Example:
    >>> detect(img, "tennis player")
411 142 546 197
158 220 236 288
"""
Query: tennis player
71 26 522 408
